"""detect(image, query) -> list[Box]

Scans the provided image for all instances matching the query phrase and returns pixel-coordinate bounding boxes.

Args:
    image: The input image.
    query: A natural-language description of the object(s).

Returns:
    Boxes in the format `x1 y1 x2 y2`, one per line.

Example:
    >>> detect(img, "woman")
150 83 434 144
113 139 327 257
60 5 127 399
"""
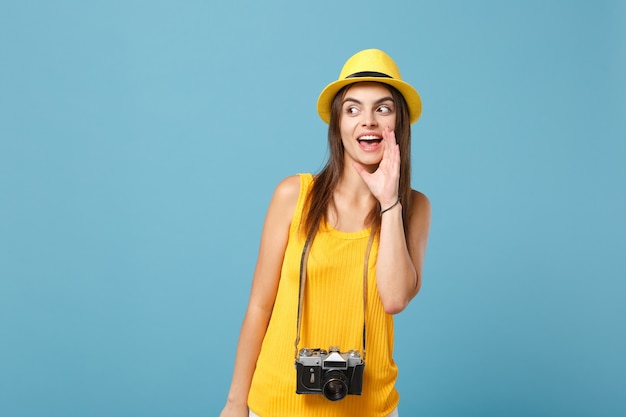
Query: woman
220 49 431 417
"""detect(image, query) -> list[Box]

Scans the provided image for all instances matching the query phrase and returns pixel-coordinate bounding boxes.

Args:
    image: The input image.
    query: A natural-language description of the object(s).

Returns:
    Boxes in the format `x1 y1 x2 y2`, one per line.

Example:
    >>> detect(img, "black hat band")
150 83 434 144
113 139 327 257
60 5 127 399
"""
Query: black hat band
346 71 392 79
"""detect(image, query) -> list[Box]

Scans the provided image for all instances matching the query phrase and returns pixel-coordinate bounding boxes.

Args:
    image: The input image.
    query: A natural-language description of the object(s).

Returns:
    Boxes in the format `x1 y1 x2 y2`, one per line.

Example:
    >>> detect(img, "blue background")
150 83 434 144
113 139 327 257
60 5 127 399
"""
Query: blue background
1 1 625 416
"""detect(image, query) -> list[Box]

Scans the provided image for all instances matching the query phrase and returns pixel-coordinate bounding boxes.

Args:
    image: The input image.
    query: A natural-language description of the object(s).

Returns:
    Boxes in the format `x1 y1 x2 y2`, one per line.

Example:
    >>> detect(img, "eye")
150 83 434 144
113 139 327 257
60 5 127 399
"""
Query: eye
377 105 393 114
346 106 359 115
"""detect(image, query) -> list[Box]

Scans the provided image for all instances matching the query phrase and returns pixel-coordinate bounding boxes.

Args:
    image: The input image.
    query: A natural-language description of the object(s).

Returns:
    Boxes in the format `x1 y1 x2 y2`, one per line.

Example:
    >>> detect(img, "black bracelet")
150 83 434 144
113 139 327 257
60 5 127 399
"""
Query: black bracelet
381 195 402 215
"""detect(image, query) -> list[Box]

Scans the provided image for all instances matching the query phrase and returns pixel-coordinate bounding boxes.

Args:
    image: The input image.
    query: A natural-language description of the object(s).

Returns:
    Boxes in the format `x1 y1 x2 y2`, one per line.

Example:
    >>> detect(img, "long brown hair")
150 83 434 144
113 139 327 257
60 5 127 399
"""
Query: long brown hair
302 82 414 241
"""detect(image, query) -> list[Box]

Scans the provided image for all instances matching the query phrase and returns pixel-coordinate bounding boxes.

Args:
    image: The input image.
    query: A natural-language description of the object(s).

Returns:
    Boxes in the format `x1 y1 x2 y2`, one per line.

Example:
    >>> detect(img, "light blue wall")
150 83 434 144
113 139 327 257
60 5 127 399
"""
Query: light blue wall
1 1 624 416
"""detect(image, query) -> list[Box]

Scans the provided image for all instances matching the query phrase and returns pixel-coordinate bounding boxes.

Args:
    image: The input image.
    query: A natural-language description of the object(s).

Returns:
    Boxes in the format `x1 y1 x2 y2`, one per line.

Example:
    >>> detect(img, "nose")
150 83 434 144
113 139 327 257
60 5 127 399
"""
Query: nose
361 110 379 127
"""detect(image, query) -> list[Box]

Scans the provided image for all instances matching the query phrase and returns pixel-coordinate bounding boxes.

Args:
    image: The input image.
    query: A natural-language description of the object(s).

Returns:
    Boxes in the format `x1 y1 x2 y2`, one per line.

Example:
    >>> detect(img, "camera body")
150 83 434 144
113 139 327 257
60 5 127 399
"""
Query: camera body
295 347 364 401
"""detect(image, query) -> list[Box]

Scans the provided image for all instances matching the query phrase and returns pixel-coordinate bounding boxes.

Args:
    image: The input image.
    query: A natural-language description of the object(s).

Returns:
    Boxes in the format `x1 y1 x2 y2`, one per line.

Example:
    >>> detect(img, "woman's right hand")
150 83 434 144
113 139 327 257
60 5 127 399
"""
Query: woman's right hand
219 402 248 417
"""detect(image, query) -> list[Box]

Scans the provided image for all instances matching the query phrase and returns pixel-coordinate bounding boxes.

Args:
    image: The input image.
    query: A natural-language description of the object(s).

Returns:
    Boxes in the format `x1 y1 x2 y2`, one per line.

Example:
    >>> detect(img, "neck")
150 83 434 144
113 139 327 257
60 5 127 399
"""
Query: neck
335 164 377 205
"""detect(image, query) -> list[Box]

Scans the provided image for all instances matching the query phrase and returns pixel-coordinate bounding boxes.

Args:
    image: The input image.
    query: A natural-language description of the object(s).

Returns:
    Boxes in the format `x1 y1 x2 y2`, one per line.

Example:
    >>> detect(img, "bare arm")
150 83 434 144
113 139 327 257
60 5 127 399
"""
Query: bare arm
376 190 431 314
220 176 300 416
354 127 431 314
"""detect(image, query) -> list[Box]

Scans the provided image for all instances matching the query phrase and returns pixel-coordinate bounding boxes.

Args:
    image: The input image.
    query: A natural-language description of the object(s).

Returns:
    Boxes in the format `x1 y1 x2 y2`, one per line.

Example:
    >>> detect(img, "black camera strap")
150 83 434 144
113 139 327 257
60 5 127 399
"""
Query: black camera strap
293 227 376 361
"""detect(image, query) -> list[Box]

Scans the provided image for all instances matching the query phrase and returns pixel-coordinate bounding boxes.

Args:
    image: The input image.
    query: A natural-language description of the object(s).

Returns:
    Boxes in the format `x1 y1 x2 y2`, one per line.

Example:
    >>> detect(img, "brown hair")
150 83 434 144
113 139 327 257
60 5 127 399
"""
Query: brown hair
302 82 414 241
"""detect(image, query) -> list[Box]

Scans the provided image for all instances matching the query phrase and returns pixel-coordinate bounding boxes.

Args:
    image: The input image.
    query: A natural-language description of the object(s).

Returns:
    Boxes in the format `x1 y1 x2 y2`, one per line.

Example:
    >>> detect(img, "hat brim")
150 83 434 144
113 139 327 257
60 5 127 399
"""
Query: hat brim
317 77 422 124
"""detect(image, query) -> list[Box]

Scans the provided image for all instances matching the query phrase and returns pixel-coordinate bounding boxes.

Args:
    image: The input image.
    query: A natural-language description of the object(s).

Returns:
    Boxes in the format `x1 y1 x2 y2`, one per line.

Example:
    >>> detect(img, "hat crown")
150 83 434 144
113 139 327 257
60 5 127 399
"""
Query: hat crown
338 49 402 81
317 48 421 124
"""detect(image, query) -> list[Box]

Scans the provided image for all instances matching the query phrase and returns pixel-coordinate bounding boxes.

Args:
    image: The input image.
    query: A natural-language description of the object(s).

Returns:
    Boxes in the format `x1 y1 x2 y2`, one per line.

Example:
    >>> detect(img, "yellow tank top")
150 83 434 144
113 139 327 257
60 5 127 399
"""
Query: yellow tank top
248 173 399 416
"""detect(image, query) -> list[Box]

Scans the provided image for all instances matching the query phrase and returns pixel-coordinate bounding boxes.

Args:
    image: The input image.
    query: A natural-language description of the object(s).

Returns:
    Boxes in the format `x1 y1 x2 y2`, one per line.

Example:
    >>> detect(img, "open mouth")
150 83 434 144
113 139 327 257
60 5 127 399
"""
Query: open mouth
357 135 383 145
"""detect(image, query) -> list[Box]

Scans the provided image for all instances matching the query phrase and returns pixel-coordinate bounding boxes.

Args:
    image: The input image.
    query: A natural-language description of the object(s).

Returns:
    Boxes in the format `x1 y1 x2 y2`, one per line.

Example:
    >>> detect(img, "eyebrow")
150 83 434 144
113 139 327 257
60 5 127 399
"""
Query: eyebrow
342 96 394 106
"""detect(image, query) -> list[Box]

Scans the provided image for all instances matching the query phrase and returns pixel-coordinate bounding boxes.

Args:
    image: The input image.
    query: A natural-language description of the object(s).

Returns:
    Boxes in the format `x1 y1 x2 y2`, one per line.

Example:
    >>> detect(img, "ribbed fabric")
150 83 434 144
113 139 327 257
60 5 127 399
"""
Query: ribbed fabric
248 174 399 417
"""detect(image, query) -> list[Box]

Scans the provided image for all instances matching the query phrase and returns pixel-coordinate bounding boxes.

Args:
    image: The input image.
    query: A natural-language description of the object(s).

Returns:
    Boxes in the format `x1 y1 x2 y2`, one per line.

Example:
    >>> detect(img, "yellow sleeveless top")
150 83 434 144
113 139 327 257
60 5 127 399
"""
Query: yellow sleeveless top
248 174 399 416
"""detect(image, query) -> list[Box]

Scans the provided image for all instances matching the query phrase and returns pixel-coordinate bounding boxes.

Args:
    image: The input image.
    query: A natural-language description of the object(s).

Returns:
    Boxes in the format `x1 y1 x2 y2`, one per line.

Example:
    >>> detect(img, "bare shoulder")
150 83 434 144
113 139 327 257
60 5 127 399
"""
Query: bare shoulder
410 189 431 213
407 189 431 277
274 175 301 201
266 175 301 221
408 189 432 233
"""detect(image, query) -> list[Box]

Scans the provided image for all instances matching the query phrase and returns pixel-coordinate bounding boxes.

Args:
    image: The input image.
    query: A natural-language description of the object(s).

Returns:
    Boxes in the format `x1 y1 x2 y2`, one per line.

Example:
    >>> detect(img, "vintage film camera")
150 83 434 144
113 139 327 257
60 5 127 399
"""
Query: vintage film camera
295 346 364 401
293 232 372 401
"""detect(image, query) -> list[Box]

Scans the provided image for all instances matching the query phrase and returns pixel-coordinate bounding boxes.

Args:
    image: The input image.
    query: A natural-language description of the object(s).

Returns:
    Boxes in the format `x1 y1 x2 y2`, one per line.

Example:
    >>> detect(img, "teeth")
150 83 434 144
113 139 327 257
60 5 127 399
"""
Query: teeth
358 135 382 141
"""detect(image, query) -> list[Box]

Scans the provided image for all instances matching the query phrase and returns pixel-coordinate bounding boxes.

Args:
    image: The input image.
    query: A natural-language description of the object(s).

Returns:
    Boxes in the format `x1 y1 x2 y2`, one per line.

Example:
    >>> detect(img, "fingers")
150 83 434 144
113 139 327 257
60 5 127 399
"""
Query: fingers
383 126 395 144
382 126 400 171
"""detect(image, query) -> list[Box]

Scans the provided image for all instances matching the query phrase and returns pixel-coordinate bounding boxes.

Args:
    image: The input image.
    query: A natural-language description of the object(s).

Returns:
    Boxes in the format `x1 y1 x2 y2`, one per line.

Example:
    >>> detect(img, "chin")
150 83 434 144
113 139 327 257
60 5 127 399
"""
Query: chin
359 160 382 172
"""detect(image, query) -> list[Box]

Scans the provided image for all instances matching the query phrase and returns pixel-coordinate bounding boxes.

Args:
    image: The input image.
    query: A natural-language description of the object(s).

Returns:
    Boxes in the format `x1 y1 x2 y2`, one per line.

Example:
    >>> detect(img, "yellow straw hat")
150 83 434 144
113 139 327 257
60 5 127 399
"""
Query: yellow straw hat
317 49 422 124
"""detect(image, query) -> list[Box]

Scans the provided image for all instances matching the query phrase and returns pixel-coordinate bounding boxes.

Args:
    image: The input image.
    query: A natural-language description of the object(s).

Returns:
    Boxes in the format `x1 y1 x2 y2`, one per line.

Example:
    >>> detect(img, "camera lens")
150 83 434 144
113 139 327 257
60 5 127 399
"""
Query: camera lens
322 370 348 401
